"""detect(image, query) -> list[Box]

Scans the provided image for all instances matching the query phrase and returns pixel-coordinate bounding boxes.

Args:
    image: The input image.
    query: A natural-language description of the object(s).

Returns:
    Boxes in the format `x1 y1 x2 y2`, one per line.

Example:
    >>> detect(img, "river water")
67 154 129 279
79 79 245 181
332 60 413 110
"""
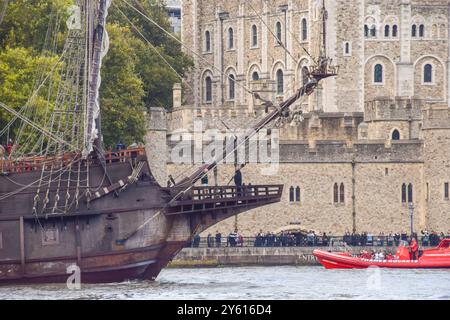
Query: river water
0 266 449 300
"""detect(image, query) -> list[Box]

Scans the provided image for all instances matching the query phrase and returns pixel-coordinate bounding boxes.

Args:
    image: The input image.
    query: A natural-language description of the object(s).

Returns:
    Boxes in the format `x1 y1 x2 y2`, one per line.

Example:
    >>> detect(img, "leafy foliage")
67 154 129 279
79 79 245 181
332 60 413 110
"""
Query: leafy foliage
0 0 192 150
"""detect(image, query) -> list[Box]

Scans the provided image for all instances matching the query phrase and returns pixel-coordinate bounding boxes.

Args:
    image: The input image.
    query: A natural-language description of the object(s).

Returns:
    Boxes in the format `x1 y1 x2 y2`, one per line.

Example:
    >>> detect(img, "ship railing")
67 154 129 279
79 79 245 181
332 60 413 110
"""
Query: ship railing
191 185 282 201
103 147 146 164
0 147 146 174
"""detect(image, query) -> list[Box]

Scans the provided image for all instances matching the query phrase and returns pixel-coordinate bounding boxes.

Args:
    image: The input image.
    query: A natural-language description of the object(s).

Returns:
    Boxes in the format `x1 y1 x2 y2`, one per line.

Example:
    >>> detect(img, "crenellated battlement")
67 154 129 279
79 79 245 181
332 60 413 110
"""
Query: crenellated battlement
422 102 450 129
364 97 424 122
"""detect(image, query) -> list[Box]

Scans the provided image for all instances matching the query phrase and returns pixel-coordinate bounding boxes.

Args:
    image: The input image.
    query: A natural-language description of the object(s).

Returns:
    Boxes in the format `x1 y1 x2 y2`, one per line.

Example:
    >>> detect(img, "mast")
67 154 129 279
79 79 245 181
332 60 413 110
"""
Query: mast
83 0 111 158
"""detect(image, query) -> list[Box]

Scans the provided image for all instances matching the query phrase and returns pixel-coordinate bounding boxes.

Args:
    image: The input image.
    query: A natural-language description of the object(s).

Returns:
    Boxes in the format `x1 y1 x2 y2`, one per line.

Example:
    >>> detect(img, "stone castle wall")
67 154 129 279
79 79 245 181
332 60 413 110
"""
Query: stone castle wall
156 1 450 236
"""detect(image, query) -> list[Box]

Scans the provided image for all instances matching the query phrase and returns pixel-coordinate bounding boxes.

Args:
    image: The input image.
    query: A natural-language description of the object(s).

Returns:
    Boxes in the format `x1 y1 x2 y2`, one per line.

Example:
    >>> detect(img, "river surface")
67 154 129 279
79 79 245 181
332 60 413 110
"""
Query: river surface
0 266 449 300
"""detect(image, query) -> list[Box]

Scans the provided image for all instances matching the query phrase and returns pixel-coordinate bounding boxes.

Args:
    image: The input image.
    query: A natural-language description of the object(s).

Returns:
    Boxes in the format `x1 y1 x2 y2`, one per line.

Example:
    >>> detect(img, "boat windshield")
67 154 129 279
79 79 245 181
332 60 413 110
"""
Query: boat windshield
328 238 355 255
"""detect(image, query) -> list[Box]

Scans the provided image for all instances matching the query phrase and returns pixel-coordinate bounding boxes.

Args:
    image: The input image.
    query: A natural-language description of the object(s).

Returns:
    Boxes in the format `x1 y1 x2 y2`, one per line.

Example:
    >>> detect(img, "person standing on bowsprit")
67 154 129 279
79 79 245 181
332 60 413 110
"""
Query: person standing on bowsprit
234 165 243 197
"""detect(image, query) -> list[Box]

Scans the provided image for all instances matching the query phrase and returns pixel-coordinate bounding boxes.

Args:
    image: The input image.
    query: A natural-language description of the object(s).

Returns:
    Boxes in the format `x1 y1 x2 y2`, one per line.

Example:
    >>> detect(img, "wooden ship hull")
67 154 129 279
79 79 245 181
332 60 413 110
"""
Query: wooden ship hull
0 150 282 284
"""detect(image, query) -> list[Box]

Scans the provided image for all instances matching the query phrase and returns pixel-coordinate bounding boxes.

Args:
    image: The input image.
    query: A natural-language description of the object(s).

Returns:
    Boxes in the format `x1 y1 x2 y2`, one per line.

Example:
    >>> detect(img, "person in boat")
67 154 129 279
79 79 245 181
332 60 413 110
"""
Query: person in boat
409 237 419 260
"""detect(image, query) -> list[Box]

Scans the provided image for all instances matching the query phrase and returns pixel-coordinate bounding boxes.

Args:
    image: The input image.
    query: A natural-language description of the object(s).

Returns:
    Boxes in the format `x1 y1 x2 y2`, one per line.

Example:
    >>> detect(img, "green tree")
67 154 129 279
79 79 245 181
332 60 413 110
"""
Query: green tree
100 24 146 149
0 47 59 143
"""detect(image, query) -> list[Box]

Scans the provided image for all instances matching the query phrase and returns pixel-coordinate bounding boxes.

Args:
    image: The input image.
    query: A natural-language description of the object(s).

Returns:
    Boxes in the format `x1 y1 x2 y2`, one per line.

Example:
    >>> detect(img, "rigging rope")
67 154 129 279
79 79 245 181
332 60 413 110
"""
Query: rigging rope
113 3 194 93
119 0 254 96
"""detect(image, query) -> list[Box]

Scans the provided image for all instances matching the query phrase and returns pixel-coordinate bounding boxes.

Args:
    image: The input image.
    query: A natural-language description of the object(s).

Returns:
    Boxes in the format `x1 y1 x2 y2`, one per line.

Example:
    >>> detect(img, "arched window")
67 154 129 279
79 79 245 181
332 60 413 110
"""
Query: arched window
302 66 309 86
251 25 258 47
374 64 383 83
392 25 398 37
408 184 413 203
419 24 425 37
333 183 339 204
392 129 400 140
228 74 235 100
228 27 234 49
384 25 390 37
412 25 417 37
205 31 211 52
301 18 308 41
276 69 284 94
276 22 282 44
295 186 301 203
424 64 433 83
370 25 376 37
340 183 345 203
402 184 407 203
252 71 259 81
205 76 212 102
289 186 294 202
364 25 369 37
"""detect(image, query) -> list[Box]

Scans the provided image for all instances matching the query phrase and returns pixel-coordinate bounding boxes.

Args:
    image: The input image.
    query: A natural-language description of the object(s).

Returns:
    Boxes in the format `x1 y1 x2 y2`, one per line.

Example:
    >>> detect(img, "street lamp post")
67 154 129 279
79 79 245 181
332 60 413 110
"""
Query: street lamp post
409 202 414 236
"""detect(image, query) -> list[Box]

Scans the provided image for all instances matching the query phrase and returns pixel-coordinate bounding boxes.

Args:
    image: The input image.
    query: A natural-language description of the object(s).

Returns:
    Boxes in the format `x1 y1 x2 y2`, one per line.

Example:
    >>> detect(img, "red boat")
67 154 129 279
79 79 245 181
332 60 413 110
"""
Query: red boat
314 239 450 269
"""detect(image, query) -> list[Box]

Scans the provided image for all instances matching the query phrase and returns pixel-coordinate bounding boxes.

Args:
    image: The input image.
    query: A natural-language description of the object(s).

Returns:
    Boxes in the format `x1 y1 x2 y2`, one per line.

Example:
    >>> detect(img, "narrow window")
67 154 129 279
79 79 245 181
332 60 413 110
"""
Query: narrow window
205 76 212 102
392 25 398 37
426 183 430 202
276 22 282 44
424 64 433 83
392 129 400 140
295 186 301 203
419 24 425 37
334 183 339 203
364 25 369 37
252 71 259 81
385 25 390 37
228 27 234 49
251 25 258 47
340 183 345 203
402 184 407 203
374 64 383 83
289 186 294 202
345 42 350 55
408 184 413 203
228 74 235 100
302 18 308 41
412 25 417 37
370 25 376 37
205 31 211 52
276 69 284 94
445 183 449 200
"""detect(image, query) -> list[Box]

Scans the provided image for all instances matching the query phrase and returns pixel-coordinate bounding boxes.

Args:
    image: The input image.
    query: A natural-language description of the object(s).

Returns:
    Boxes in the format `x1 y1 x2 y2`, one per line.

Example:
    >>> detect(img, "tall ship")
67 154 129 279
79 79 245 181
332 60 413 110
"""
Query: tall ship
0 0 336 284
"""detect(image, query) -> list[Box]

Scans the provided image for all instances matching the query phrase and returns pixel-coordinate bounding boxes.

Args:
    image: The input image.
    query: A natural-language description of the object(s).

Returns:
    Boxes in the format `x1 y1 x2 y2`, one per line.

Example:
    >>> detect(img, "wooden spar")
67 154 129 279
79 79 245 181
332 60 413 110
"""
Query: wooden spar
174 71 333 189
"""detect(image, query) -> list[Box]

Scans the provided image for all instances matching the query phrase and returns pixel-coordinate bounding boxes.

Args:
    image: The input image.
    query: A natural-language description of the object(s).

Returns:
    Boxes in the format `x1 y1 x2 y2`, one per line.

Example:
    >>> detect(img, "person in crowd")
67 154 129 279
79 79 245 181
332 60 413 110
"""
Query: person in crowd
378 232 385 247
394 233 401 246
387 232 394 247
322 232 329 247
215 231 222 248
193 234 201 248
238 233 244 247
421 230 430 247
401 231 408 242
207 233 214 248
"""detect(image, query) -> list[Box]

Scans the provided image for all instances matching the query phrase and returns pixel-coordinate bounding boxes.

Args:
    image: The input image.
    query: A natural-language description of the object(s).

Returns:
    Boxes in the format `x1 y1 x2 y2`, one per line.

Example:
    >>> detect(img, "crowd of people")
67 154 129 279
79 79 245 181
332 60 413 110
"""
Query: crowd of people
343 230 447 247
187 230 449 248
